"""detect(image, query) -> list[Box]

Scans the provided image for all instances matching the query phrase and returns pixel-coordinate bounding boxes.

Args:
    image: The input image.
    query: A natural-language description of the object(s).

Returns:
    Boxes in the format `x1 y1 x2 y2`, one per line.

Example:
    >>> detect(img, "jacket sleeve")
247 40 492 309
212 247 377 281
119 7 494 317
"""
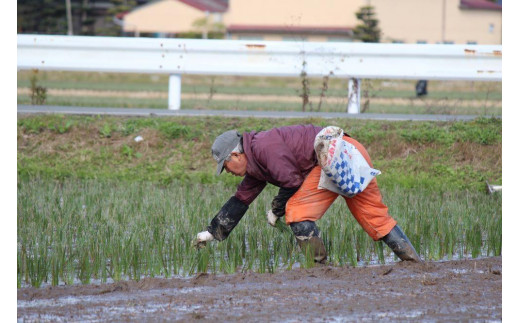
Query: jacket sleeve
207 175 266 241
235 174 267 206
207 196 249 241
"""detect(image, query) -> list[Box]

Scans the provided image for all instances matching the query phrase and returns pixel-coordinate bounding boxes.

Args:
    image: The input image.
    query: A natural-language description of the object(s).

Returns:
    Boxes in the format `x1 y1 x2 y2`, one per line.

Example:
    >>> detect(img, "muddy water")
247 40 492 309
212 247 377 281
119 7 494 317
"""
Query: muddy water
18 257 501 322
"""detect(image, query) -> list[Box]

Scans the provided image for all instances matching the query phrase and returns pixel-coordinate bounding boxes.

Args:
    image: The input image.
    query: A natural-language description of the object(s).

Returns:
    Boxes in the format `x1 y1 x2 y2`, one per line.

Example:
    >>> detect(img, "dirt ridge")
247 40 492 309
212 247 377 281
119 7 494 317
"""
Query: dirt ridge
17 88 502 108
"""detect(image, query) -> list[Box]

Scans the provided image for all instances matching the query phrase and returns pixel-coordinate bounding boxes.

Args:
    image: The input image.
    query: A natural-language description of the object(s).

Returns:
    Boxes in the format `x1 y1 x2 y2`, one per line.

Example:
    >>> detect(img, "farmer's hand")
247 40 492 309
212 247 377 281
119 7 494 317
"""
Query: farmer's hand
266 209 278 227
194 230 214 249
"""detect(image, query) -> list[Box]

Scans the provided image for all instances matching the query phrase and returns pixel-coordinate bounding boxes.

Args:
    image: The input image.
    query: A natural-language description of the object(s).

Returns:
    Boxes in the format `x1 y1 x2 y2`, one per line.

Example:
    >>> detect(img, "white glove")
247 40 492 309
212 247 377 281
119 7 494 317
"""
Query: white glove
194 231 214 249
197 231 214 242
267 209 278 227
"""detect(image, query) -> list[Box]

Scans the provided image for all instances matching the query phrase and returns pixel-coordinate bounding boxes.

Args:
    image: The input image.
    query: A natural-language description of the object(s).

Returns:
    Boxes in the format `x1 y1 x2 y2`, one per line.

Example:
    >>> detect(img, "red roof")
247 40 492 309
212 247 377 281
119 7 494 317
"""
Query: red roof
460 0 502 11
115 11 129 19
228 25 353 35
178 0 228 13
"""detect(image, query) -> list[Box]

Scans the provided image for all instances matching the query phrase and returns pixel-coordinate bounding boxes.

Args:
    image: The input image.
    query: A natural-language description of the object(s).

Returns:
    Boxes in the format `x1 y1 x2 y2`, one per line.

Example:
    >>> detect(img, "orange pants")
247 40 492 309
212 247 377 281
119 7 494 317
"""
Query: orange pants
285 136 396 241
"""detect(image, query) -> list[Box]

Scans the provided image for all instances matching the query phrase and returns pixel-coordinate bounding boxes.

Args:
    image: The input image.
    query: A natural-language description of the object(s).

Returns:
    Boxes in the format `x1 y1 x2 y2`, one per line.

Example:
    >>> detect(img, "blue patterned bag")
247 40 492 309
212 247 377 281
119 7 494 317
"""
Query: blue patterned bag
314 126 381 197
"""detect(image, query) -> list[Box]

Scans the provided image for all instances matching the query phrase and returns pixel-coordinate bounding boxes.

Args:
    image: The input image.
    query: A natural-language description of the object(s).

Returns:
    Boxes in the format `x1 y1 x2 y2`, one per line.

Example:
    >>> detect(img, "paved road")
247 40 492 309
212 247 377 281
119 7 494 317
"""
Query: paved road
17 105 499 122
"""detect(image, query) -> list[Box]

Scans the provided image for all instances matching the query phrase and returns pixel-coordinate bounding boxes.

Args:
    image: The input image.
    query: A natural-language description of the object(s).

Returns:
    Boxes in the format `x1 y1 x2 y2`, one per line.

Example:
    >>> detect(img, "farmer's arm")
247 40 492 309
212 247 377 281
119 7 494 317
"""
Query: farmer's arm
206 175 267 241
271 187 299 217
257 141 303 219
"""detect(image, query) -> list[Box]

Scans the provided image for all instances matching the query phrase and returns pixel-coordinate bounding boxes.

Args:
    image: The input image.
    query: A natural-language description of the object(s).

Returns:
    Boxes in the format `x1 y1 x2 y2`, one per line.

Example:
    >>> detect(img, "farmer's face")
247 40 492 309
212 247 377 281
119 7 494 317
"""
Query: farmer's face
223 153 247 177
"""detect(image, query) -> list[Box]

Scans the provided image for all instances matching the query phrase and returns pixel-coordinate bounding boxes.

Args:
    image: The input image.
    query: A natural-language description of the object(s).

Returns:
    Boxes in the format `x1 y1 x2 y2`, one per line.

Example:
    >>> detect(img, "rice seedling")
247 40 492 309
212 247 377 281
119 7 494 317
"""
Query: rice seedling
17 177 501 287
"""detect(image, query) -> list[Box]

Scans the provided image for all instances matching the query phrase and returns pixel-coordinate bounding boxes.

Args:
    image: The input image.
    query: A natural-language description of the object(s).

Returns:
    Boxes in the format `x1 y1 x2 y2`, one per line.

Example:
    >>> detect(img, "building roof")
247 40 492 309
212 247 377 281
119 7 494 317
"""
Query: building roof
178 0 228 13
115 11 129 20
130 0 228 14
459 0 502 11
227 25 353 36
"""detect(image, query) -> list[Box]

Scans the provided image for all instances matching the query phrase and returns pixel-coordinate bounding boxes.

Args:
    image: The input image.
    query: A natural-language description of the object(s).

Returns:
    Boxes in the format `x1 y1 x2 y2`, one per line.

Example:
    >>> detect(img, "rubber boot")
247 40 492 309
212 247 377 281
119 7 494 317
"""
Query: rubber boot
381 225 422 262
296 236 328 264
290 221 328 264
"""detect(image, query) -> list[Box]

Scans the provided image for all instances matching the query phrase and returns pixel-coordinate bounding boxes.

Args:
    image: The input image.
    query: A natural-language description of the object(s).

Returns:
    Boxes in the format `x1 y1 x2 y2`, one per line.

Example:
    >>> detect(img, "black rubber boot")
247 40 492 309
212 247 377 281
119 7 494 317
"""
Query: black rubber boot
381 225 422 262
296 236 328 264
290 221 328 264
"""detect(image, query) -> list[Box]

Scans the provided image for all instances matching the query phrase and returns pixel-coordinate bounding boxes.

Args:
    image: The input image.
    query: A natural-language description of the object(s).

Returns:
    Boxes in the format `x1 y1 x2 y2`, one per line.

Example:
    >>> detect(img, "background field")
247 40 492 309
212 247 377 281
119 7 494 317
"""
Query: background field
17 114 502 287
17 70 502 115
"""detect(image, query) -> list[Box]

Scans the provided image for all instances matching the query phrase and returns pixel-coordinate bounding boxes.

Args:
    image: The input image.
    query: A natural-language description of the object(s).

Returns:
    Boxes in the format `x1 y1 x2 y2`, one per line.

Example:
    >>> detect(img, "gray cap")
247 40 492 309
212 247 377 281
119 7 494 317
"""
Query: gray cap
211 130 242 175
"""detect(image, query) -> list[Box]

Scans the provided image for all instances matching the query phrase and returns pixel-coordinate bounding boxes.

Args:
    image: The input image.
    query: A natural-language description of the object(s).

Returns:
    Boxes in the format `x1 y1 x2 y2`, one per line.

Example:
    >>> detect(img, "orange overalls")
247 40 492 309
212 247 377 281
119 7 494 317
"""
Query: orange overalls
285 135 396 241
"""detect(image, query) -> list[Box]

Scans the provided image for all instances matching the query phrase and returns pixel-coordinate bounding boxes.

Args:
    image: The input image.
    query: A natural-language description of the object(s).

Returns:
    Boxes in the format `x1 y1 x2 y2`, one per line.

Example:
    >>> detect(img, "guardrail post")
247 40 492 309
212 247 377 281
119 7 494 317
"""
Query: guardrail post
168 74 182 110
347 78 361 114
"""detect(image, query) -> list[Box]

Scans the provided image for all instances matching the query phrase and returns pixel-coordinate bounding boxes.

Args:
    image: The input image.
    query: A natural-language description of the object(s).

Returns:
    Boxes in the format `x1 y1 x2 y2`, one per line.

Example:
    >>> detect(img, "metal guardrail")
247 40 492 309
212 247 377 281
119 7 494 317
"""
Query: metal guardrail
17 34 502 112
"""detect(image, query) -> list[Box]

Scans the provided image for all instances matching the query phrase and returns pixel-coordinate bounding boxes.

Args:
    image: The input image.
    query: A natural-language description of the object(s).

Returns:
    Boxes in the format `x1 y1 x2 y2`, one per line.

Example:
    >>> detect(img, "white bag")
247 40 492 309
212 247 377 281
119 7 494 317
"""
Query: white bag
314 126 381 197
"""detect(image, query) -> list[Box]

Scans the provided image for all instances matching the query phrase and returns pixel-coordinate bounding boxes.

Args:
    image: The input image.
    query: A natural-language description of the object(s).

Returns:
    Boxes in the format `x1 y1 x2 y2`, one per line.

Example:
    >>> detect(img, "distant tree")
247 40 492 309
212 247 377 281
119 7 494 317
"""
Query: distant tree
18 0 68 34
191 17 226 39
352 5 381 43
100 0 138 36
18 0 100 35
78 0 96 35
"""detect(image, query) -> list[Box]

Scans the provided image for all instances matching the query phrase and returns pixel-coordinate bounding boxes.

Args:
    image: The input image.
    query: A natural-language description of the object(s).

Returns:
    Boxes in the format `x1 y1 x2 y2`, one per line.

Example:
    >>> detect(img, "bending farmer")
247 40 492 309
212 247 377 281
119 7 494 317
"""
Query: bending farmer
196 124 421 263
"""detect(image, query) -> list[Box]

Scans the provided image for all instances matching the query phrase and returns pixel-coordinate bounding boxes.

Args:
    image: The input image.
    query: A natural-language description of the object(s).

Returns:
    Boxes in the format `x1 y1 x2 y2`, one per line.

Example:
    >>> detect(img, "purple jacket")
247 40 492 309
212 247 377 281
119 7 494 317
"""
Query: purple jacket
235 124 323 205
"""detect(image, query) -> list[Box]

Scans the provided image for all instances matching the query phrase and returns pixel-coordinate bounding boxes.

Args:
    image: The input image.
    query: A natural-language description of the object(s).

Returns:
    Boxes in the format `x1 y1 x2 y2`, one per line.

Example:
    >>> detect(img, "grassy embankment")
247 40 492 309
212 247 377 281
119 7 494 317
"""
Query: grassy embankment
17 114 502 287
17 70 502 115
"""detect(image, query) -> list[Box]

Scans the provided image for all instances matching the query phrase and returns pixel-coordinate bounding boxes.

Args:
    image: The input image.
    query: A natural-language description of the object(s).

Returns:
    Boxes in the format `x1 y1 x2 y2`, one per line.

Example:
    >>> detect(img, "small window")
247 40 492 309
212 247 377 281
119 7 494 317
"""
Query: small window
489 23 495 33
467 41 478 45
416 40 427 44
392 40 404 44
